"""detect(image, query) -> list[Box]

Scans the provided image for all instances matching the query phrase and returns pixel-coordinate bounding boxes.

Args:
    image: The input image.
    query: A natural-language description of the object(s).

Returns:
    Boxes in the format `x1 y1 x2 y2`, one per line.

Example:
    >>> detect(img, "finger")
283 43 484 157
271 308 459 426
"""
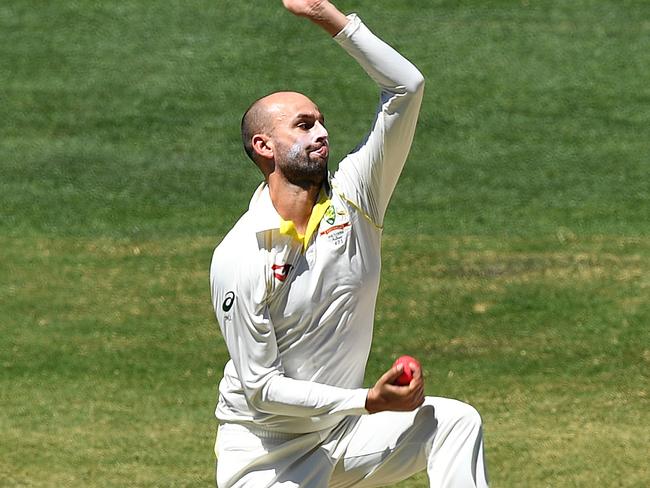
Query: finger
408 380 423 397
411 362 422 380
380 363 403 385
384 383 407 398
408 371 423 389
410 382 424 403
406 390 424 410
411 381 424 399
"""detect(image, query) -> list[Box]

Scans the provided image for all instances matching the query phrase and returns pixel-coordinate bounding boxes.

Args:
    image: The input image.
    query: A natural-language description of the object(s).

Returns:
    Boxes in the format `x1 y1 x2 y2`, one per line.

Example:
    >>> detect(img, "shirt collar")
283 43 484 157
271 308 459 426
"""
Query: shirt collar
249 181 333 250
249 182 282 233
279 189 331 252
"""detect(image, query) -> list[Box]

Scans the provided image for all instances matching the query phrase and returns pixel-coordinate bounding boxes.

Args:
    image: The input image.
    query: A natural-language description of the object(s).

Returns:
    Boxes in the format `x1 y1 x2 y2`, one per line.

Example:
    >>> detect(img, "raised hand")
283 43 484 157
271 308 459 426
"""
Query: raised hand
282 0 328 18
282 0 348 36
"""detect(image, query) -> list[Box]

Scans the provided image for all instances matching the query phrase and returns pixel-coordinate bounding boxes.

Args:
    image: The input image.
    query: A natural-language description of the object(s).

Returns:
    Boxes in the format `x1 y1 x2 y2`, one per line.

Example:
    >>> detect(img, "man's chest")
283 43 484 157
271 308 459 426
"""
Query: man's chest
264 199 381 342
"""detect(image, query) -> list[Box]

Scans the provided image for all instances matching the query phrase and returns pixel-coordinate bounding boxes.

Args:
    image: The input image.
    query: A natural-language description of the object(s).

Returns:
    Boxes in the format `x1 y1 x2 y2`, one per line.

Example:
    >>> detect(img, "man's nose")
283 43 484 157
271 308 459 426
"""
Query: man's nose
314 121 328 142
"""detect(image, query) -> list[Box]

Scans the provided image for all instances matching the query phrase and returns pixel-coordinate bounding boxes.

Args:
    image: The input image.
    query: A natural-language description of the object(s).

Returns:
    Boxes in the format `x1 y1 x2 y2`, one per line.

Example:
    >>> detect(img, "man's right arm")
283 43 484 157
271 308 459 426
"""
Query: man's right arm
210 245 369 419
211 241 423 417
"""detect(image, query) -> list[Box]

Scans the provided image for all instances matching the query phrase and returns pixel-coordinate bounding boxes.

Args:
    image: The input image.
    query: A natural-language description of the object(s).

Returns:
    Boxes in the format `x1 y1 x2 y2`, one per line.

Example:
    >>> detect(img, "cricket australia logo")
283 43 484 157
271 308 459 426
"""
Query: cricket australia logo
272 263 293 282
325 205 336 225
319 203 351 247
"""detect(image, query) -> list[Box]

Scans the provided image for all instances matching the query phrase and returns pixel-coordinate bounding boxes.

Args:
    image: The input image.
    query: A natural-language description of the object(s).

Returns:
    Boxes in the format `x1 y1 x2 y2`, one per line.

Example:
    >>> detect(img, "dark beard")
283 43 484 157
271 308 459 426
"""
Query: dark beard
278 144 327 188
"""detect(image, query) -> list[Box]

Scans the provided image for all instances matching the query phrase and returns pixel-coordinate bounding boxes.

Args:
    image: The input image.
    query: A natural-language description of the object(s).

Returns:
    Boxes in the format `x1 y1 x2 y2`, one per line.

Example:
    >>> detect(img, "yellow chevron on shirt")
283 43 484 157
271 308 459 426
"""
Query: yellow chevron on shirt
279 190 331 252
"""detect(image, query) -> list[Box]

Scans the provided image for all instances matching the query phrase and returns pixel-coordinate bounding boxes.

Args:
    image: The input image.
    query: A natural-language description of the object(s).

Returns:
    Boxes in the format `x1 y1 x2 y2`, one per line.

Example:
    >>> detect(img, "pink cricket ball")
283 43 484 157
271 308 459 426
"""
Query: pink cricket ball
393 355 420 386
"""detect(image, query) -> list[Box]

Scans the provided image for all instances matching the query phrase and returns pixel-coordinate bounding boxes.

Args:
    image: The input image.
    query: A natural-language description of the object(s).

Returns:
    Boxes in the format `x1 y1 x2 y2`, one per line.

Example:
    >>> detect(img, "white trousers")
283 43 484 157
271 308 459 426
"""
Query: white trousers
215 397 489 488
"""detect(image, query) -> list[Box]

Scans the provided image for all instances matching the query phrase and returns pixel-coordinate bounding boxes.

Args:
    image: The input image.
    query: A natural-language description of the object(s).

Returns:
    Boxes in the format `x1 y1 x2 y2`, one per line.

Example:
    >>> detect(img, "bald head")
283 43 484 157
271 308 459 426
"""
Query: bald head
241 91 321 165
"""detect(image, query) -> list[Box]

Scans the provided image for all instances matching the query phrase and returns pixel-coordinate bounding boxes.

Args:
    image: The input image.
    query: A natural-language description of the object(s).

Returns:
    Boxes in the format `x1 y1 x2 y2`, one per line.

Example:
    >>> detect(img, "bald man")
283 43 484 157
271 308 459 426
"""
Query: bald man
210 1 489 487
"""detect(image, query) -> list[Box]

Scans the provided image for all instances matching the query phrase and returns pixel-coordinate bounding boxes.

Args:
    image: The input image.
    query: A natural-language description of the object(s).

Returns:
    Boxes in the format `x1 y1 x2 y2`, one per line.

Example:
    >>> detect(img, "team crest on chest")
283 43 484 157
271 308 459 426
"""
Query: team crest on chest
325 205 336 225
320 203 351 246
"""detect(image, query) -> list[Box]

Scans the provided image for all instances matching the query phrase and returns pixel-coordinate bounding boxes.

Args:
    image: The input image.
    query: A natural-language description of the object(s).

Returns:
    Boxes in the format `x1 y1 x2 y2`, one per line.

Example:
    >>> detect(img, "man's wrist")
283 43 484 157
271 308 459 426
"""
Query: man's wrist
364 387 380 414
309 1 349 36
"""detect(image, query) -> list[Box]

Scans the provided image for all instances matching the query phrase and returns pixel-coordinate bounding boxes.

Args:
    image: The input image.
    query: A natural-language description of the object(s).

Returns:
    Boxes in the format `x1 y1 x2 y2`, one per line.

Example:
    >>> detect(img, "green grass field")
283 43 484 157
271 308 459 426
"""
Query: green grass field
1 1 649 486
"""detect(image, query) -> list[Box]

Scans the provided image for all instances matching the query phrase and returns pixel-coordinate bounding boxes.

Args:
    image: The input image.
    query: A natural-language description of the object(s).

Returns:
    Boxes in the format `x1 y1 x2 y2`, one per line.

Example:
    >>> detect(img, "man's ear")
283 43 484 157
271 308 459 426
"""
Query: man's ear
251 134 273 160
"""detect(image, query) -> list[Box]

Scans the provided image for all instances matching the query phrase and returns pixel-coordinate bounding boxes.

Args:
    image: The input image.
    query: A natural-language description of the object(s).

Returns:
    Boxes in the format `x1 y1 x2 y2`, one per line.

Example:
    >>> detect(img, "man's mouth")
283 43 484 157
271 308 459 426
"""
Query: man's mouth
310 145 329 159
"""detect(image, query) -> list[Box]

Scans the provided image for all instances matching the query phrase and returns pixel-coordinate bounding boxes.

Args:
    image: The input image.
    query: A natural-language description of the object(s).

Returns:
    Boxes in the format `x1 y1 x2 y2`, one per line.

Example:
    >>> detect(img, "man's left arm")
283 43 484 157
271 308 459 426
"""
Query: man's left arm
284 4 424 228
331 12 425 227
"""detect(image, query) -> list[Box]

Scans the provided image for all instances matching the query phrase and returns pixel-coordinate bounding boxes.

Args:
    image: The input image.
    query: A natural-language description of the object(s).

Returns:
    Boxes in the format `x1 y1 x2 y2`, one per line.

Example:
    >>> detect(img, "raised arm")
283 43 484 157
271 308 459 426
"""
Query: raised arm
332 13 425 226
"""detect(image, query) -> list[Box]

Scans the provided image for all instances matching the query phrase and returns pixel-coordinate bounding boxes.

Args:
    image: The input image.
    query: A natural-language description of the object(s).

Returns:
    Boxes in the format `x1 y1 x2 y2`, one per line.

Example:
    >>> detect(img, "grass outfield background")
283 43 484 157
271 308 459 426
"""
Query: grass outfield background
1 0 648 486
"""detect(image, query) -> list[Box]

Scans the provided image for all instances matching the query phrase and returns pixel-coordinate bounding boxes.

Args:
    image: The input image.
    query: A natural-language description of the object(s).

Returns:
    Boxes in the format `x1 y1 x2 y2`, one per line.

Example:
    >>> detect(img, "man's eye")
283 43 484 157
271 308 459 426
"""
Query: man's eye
297 122 312 129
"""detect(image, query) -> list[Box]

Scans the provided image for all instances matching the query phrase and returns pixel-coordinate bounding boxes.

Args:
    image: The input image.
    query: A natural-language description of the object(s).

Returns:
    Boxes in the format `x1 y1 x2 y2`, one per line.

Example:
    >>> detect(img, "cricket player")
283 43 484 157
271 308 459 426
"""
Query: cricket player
210 1 489 486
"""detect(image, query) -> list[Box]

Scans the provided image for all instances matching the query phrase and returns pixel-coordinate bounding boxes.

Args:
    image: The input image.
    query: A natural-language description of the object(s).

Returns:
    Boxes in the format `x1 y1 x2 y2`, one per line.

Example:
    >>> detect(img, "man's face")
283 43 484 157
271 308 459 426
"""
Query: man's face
266 93 329 186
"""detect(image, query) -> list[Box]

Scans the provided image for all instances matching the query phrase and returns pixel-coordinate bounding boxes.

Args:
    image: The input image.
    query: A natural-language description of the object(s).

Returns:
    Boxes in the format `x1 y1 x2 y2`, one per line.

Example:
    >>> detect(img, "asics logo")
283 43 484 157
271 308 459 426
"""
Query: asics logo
222 291 235 312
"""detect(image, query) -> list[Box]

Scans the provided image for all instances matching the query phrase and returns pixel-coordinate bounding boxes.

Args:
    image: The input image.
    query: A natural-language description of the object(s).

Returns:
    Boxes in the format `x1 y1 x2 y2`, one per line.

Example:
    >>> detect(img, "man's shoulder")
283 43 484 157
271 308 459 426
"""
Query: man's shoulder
214 182 279 255
210 209 270 298
212 209 260 264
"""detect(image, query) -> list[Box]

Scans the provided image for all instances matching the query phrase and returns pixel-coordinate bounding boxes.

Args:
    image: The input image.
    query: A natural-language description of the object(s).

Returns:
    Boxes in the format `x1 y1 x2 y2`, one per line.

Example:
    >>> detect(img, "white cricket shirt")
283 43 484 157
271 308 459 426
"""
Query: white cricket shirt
210 14 424 434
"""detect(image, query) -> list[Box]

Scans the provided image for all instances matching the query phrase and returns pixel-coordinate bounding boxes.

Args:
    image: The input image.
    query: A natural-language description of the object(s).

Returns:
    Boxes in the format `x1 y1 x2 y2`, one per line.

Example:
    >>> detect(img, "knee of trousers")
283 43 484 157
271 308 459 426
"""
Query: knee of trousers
455 402 484 435
426 397 484 431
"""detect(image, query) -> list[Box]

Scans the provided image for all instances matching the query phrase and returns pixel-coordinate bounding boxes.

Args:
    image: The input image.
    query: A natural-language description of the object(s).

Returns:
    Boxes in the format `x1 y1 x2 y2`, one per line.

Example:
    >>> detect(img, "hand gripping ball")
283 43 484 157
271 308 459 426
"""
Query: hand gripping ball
393 355 420 386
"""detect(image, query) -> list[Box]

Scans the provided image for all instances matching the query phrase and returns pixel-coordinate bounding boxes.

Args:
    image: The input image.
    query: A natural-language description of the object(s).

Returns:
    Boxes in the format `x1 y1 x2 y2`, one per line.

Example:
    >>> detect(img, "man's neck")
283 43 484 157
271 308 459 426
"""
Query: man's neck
268 177 323 235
